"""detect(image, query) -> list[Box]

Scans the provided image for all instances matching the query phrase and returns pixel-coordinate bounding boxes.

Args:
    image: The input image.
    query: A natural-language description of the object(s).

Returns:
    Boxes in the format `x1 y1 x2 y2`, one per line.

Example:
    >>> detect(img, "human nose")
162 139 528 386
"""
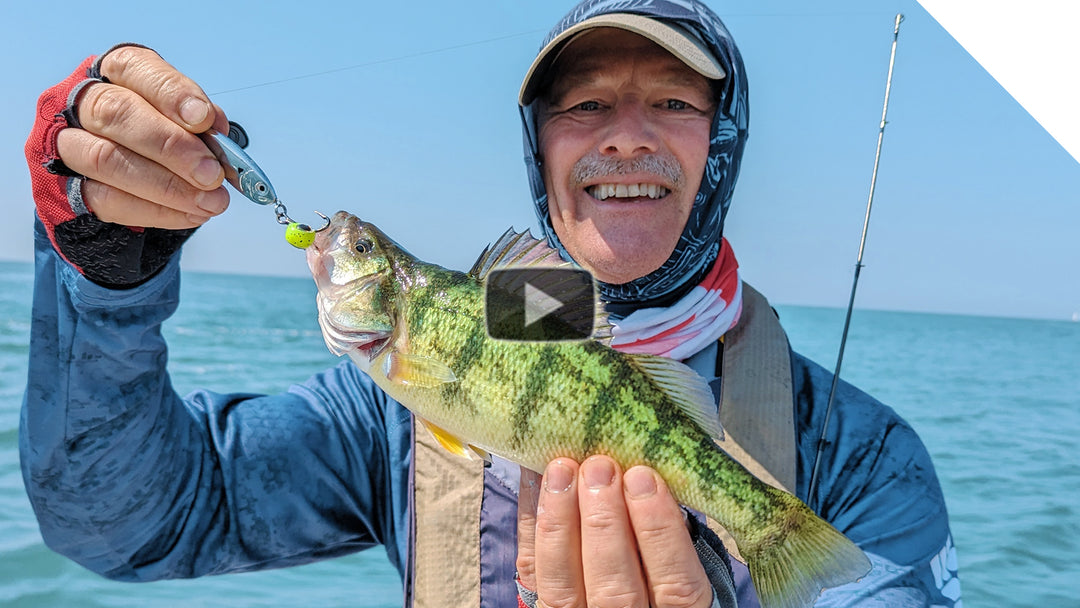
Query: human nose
597 101 660 158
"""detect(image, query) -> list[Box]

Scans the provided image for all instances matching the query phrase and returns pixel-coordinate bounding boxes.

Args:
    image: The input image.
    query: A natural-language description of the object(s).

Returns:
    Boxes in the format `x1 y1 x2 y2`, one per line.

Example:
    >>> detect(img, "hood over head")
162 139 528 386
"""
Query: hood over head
519 0 749 315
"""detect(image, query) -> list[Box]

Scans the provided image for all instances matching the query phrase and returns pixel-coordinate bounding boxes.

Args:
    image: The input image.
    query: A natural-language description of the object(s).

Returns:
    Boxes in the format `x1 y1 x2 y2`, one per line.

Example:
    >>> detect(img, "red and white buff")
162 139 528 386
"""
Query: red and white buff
610 238 742 361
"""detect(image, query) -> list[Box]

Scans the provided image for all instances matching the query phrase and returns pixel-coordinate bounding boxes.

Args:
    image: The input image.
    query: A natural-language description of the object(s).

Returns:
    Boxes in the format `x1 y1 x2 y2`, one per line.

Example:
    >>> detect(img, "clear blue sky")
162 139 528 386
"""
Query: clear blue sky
2 0 1077 320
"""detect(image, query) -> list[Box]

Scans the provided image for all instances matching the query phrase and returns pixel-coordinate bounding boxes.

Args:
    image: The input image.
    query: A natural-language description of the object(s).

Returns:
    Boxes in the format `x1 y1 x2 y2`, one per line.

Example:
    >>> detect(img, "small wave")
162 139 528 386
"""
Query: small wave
167 325 322 338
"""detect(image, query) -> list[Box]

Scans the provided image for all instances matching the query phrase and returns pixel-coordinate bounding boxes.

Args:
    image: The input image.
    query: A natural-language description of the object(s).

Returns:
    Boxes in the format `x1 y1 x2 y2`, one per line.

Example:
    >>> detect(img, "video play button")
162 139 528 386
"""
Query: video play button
484 268 595 341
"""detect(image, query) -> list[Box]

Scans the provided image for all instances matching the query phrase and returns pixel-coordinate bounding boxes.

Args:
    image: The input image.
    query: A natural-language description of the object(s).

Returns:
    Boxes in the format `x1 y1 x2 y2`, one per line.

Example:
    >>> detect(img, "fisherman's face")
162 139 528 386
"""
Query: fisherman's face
537 28 715 285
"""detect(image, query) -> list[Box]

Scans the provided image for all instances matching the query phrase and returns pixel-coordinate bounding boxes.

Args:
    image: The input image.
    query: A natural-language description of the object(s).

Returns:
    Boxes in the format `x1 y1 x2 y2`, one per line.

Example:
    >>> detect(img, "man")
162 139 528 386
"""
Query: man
21 0 960 606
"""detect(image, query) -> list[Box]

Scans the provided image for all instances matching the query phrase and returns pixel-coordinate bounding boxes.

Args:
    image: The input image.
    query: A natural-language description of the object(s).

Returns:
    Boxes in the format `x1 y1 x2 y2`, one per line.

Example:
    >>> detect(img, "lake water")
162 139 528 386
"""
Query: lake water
1 260 1077 606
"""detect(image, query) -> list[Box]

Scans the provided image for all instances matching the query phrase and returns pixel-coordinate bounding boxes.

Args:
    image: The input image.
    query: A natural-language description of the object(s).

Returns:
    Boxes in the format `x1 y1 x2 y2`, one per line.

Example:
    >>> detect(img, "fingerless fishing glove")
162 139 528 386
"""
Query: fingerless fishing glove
25 45 196 289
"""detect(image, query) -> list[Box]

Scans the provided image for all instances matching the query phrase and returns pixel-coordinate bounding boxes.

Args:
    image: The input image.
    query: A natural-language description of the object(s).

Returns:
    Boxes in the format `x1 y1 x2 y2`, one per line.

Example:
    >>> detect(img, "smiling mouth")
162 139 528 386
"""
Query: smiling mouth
587 183 670 201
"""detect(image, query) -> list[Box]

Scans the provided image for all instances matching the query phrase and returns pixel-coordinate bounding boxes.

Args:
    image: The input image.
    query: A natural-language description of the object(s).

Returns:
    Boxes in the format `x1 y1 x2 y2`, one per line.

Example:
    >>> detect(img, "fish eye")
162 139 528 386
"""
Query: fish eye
355 239 374 254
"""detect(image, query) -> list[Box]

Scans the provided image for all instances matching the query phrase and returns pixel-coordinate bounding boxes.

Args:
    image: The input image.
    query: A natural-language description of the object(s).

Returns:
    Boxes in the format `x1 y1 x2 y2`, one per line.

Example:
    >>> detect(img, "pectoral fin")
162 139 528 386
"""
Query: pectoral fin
383 351 458 388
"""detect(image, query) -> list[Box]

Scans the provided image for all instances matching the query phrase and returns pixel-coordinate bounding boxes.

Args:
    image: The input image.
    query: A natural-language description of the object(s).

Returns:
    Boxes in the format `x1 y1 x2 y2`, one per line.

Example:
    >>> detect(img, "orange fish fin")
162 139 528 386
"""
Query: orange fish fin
418 418 489 463
418 418 470 458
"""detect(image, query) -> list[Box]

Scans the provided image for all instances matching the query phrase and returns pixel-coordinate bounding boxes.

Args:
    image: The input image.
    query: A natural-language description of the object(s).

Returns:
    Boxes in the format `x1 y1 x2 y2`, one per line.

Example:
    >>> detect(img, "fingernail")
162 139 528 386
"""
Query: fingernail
583 457 615 489
192 158 222 188
194 189 227 214
544 461 573 494
624 468 657 499
186 213 210 226
179 97 209 126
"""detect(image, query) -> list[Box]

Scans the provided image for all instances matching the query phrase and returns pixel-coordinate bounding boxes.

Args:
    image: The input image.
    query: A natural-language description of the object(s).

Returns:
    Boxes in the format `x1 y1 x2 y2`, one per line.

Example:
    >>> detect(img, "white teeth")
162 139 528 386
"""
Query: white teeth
588 183 669 200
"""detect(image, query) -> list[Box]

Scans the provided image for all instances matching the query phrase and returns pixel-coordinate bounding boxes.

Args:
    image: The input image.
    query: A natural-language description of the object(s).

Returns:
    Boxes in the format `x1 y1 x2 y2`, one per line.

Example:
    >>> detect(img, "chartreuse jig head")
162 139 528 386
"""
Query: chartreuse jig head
284 215 328 249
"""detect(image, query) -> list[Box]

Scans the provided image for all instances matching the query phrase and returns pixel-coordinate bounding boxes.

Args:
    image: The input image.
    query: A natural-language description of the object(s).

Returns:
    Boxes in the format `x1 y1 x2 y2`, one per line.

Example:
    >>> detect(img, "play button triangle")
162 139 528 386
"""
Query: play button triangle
524 282 564 327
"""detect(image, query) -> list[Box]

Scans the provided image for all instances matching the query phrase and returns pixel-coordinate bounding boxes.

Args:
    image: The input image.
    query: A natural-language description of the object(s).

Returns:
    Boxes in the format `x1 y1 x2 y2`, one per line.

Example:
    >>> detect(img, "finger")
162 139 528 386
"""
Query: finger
534 458 585 608
209 102 230 134
57 128 230 225
98 46 217 133
623 466 712 608
516 466 542 592
75 82 224 191
82 179 217 230
577 456 648 608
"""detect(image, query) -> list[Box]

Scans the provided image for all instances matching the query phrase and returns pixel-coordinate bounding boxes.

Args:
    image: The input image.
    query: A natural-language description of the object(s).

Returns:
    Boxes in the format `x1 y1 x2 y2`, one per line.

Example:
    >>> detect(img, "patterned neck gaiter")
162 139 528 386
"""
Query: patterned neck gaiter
610 237 742 360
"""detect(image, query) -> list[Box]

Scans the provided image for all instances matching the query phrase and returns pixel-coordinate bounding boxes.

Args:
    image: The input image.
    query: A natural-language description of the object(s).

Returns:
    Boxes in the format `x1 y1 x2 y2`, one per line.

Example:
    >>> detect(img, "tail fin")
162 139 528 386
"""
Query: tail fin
743 503 871 608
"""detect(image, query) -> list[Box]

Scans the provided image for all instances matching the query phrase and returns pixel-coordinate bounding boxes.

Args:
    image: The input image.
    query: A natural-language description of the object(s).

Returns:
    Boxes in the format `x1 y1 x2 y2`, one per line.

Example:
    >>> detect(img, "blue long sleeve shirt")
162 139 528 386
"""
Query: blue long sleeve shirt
21 221 960 606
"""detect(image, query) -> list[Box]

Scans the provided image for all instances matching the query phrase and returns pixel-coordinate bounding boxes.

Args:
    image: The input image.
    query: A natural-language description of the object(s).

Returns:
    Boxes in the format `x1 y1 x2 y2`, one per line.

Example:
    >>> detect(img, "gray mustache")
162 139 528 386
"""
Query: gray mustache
570 152 684 188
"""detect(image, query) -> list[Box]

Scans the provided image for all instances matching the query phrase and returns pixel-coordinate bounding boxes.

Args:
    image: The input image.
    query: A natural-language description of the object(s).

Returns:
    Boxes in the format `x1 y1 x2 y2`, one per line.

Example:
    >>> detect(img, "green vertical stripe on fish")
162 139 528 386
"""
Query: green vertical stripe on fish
307 211 871 608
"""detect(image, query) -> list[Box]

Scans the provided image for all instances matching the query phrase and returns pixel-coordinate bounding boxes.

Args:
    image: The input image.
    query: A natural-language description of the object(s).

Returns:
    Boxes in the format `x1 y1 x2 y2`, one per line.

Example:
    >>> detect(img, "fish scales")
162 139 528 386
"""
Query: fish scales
308 211 871 608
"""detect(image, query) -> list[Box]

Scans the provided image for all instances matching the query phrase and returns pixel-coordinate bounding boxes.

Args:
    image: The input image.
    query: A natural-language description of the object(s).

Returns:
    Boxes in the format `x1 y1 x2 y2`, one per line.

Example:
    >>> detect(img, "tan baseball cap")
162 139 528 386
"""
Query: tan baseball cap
518 13 726 106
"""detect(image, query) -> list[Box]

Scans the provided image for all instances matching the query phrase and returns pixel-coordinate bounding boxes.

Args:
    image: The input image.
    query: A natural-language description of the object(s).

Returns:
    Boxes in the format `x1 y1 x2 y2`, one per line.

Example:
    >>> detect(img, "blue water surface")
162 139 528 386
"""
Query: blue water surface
1 260 1078 607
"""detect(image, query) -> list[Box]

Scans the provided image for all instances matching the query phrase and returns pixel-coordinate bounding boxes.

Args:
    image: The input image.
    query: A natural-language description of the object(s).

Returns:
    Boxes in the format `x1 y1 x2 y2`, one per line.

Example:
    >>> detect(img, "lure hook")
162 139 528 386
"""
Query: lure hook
276 203 330 249
273 202 331 232
309 211 332 232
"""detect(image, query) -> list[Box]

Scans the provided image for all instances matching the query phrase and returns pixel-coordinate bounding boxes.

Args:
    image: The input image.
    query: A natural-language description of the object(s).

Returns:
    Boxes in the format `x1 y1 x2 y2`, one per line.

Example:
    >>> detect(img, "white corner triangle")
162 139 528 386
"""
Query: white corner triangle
916 0 1080 163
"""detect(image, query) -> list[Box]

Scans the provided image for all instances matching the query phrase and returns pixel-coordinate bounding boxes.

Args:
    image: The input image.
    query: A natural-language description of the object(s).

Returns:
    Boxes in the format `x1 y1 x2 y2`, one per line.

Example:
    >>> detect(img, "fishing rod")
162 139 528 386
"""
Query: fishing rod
807 13 904 505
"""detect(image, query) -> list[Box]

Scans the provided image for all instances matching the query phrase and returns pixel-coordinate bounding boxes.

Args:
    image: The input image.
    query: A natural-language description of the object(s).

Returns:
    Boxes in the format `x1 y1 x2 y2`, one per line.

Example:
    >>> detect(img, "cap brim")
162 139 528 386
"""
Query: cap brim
519 13 726 106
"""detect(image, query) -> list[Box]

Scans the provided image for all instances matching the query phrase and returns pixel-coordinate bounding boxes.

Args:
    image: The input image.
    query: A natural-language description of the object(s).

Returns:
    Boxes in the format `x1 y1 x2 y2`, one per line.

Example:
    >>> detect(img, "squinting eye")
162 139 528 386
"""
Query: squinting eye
575 101 601 111
355 239 374 254
666 99 690 110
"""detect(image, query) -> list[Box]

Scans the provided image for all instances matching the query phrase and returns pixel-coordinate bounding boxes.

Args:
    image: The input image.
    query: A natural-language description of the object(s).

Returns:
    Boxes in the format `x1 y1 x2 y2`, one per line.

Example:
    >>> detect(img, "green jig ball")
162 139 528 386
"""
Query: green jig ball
285 222 316 249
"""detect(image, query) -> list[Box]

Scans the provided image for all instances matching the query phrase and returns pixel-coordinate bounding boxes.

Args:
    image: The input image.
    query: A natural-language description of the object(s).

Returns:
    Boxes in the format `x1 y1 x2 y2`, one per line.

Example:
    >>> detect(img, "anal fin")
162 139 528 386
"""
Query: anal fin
419 418 491 464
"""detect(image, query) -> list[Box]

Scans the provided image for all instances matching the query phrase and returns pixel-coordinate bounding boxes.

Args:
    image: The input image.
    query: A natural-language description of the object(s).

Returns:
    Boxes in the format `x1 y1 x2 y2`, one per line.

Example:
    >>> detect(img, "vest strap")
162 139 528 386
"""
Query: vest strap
717 283 796 492
411 418 485 607
708 282 796 561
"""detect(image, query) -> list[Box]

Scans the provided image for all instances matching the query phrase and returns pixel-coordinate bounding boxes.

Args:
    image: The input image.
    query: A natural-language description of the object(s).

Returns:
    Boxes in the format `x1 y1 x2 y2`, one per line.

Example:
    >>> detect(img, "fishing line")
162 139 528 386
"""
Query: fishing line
209 30 545 96
207 11 885 97
806 13 904 507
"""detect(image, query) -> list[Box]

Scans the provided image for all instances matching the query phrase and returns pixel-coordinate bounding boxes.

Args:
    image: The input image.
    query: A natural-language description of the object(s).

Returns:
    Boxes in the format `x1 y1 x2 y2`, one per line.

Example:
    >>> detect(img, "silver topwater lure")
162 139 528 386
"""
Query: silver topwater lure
200 124 329 248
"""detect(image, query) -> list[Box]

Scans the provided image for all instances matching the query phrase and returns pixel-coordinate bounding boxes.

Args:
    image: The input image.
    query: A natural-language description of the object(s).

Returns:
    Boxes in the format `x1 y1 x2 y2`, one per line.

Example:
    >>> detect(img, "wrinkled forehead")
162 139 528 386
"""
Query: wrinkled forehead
539 28 714 104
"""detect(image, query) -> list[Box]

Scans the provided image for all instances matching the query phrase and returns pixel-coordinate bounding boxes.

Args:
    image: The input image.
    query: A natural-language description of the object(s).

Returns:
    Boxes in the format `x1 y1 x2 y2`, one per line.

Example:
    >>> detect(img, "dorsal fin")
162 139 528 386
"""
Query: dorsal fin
469 228 569 279
625 353 724 440
471 228 612 344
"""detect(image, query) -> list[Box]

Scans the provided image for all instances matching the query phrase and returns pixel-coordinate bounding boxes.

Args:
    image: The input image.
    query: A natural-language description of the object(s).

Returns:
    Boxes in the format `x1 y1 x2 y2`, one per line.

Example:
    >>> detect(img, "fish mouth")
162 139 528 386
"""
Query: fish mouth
315 275 394 360
317 309 392 360
356 336 390 358
308 211 355 255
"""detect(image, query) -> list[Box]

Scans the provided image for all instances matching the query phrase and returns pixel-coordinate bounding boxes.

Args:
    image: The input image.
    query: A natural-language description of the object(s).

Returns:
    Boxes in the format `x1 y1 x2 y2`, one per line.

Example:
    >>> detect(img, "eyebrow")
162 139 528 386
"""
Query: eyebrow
545 59 713 105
